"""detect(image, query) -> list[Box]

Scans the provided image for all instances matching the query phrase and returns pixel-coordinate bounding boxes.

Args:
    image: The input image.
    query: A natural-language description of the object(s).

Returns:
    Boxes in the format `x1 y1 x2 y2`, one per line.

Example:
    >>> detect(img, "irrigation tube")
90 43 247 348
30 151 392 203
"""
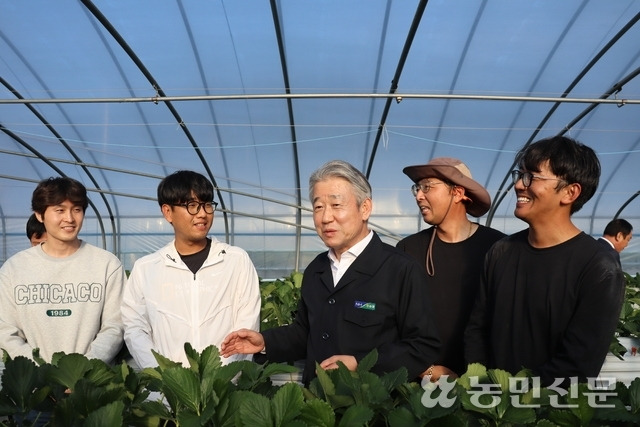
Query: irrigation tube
0 92 637 105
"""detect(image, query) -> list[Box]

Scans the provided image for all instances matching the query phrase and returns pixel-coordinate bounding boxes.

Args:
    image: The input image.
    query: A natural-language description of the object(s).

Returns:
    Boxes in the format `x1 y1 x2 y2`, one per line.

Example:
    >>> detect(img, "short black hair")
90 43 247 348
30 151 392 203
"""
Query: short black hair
26 213 46 240
31 177 88 216
157 170 214 206
515 136 600 214
603 218 633 237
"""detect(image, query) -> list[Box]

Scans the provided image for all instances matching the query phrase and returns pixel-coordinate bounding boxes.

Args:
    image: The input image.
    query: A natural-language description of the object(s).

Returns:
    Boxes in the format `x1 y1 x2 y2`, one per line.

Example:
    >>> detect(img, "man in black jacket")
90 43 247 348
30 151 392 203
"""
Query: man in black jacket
222 160 440 384
598 218 633 264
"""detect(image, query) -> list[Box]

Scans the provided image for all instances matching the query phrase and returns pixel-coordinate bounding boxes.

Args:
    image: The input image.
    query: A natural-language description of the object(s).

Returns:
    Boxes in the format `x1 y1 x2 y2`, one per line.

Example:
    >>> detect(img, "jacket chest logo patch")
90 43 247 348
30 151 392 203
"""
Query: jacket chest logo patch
354 300 376 311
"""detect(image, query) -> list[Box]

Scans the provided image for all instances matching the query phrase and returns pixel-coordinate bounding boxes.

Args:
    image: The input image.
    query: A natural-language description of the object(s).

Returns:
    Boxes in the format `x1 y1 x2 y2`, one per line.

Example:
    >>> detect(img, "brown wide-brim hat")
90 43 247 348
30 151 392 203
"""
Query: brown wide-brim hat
402 157 491 217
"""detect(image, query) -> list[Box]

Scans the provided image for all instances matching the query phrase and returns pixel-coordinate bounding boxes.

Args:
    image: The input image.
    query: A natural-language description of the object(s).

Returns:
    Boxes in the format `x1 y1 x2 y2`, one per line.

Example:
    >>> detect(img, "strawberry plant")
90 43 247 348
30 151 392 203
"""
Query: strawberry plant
259 271 303 331
611 272 640 359
1 346 640 426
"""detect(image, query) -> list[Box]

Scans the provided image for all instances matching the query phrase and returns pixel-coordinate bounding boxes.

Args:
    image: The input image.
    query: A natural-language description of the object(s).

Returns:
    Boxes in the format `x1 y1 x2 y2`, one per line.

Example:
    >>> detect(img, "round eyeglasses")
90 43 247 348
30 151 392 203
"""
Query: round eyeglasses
411 181 448 197
511 170 566 188
172 201 217 215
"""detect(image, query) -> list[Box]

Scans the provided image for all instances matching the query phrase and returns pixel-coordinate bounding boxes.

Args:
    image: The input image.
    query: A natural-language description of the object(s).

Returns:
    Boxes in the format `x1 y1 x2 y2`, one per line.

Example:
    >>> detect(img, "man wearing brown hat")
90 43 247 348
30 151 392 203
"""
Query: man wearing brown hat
397 157 505 381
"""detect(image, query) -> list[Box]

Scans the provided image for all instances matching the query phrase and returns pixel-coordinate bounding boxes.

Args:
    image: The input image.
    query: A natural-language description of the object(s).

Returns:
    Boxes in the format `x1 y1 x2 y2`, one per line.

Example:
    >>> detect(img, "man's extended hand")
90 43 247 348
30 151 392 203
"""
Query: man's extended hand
220 328 265 357
420 364 459 382
319 354 358 371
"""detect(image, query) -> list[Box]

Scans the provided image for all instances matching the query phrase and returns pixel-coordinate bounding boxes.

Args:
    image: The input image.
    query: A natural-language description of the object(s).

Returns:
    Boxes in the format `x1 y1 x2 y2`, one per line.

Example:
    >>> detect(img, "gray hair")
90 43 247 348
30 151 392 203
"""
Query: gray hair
308 160 372 206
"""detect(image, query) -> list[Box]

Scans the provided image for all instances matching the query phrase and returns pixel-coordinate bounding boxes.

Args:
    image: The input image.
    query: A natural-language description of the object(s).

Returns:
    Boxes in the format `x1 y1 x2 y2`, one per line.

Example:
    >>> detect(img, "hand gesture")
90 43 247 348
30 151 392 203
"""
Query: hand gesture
221 328 265 357
420 364 459 382
319 354 357 371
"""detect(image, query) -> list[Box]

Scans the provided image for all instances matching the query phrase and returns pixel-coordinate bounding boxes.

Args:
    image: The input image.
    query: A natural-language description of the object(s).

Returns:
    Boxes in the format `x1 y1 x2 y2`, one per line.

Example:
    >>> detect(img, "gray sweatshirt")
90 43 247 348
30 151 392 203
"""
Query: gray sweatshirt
0 241 124 363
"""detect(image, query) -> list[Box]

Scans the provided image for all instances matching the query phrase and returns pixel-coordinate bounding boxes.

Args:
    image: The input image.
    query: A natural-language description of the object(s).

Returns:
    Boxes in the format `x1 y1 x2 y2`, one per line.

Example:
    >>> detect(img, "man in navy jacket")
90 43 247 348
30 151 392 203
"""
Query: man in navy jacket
222 160 440 383
598 218 633 265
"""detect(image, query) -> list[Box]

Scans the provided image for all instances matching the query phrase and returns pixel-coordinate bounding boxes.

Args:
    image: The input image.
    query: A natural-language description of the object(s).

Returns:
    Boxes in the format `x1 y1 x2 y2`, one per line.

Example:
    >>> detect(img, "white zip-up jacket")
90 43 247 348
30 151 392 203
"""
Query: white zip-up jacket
121 237 261 369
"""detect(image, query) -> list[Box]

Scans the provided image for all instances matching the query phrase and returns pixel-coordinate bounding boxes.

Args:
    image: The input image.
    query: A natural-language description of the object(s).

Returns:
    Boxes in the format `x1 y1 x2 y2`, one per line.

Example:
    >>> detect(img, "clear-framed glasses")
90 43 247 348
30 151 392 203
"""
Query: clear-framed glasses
511 170 566 188
173 200 217 215
410 181 448 196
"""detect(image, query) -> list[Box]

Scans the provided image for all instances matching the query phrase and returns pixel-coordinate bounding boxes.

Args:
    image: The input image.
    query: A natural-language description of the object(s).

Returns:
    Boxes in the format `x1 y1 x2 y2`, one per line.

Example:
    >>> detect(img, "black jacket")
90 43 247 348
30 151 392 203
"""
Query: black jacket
263 232 441 383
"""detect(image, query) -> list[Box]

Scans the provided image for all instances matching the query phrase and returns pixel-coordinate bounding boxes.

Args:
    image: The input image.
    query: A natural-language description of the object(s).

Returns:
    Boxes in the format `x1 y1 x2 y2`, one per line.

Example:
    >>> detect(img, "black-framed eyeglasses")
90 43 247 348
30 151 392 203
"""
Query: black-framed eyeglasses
411 181 448 197
172 201 217 215
511 170 566 188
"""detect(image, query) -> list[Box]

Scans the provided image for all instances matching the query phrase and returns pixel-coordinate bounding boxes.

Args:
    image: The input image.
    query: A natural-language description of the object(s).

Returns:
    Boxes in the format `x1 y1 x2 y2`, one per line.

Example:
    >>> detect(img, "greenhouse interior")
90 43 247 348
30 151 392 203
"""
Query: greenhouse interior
1 0 639 279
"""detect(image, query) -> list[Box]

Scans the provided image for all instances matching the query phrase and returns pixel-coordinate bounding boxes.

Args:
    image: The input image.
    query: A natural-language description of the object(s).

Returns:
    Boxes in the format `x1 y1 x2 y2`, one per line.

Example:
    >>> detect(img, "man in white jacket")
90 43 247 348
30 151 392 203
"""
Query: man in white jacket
121 170 261 369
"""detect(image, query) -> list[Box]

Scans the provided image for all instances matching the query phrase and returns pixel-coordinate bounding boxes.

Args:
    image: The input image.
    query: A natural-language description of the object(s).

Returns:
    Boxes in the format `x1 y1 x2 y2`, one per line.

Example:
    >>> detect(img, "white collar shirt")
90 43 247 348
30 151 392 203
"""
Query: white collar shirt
600 237 615 249
327 230 374 286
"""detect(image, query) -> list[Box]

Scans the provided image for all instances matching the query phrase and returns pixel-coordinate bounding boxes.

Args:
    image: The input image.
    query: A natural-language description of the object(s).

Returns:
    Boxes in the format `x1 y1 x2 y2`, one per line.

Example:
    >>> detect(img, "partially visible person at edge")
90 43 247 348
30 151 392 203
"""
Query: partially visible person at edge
26 212 47 246
397 157 505 381
221 160 440 384
0 177 125 364
121 170 261 369
598 218 633 264
465 136 624 387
